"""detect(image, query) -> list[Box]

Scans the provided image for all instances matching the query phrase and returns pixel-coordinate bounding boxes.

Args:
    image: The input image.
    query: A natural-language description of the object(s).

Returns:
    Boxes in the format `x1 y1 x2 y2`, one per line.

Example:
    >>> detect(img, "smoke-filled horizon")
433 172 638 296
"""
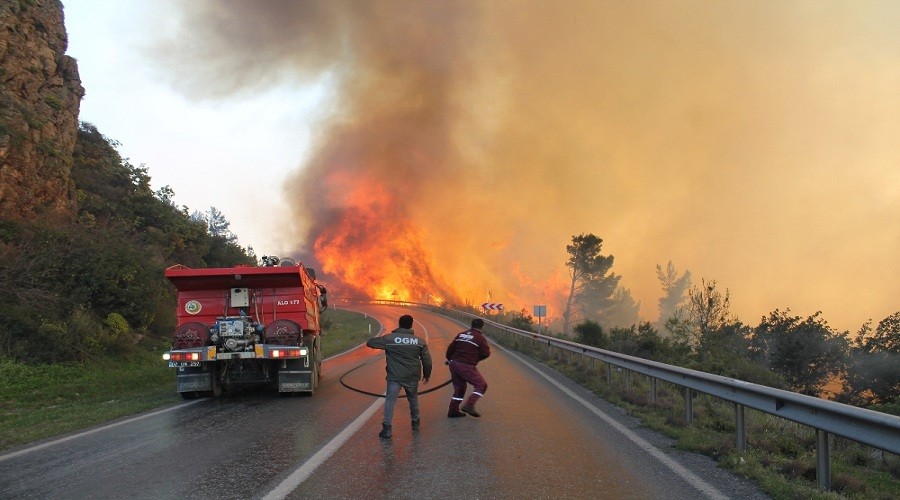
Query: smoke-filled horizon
153 0 899 333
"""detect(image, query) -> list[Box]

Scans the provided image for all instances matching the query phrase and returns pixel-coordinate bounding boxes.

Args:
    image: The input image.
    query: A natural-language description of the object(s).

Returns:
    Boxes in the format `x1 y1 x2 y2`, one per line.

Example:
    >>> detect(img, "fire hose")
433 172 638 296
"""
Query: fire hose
339 355 452 398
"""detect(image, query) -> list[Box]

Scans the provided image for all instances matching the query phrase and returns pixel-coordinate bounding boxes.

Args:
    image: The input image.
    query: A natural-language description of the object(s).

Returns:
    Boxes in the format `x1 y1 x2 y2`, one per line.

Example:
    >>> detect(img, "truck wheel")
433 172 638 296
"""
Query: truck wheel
315 337 323 381
211 370 223 398
305 362 318 396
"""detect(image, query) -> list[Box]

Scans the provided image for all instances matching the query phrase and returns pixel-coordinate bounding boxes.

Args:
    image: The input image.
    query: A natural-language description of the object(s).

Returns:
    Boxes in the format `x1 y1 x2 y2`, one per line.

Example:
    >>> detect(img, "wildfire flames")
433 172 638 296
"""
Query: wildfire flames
305 163 570 312
312 172 455 304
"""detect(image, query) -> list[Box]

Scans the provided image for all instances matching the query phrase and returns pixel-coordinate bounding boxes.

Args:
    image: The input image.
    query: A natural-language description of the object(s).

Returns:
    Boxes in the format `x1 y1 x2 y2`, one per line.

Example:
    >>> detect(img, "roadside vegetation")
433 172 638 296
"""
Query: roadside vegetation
0 309 374 452
320 308 381 356
0 347 176 451
1 123 254 365
464 302 900 500
532 345 900 500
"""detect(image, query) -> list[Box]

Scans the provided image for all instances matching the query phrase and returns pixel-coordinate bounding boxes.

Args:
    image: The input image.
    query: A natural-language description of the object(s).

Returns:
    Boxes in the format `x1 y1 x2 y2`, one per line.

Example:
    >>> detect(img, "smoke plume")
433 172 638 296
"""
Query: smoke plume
154 0 900 332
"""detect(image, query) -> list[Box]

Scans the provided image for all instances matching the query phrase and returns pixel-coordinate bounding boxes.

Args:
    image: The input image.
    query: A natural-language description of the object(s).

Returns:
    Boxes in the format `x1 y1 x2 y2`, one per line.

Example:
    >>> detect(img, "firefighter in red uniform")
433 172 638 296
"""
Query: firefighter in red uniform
446 318 491 417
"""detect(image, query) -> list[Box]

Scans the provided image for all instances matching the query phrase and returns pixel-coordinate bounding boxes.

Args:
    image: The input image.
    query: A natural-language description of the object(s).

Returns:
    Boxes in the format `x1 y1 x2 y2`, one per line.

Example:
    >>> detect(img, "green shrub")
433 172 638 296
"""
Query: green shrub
43 95 62 110
102 312 134 354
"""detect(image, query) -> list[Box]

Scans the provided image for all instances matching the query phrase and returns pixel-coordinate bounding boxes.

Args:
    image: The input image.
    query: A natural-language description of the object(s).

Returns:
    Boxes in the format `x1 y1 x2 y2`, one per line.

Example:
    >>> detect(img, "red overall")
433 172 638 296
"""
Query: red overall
445 327 491 415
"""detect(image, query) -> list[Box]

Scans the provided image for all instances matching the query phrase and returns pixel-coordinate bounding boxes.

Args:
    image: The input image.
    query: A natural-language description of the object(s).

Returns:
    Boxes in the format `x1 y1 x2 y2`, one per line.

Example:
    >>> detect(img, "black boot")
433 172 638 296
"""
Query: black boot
448 401 466 418
411 419 420 431
379 423 392 439
461 405 481 417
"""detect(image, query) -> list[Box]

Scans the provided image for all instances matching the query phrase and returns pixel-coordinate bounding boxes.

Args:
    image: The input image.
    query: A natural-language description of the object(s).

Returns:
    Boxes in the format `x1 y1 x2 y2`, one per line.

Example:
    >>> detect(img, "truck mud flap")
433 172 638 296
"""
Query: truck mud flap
278 370 313 393
177 372 212 392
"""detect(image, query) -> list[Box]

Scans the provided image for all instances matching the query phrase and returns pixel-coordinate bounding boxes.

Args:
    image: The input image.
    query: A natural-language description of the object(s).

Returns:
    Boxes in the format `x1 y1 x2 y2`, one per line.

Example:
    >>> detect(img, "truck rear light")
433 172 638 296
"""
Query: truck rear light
169 351 201 362
271 348 302 359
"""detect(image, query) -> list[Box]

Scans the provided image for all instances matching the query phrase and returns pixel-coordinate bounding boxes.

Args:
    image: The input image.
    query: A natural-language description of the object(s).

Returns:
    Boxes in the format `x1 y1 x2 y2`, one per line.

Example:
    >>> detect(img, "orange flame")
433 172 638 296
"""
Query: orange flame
312 169 572 323
313 171 455 304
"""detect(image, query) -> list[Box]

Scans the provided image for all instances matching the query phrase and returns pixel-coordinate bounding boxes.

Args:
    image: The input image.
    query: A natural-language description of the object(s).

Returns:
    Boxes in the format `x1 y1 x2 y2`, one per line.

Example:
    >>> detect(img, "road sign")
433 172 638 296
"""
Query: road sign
481 302 504 311
534 305 546 318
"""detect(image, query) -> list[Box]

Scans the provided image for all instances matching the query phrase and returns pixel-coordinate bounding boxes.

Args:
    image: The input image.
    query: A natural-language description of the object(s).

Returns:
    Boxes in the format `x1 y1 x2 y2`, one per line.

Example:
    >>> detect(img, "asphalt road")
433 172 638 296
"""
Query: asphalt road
0 304 768 499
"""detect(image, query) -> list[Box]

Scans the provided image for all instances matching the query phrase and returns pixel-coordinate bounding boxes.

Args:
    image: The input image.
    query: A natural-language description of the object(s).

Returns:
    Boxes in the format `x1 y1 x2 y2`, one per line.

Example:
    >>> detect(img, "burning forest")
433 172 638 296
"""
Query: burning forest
151 1 900 332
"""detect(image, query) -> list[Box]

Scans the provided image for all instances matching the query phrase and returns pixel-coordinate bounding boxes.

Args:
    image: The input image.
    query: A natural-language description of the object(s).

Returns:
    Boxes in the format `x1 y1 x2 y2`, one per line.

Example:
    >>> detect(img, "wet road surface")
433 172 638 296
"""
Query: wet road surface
0 305 767 499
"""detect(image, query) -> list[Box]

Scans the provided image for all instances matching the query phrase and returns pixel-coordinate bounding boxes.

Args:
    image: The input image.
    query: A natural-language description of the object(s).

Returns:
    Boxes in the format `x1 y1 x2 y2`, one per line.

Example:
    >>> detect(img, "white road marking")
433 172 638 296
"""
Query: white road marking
0 400 203 462
414 318 430 342
1 323 375 463
1 309 387 478
498 343 728 500
262 309 423 498
261 398 384 500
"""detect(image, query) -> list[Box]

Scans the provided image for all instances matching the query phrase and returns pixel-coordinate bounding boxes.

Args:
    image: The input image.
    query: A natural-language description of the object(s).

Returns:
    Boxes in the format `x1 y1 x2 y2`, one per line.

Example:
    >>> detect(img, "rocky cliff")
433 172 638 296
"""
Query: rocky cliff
0 0 83 222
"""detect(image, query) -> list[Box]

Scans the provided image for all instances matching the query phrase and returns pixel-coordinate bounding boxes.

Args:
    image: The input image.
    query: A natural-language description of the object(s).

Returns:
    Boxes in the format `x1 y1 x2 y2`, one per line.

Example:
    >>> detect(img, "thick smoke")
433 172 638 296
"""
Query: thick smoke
154 0 900 331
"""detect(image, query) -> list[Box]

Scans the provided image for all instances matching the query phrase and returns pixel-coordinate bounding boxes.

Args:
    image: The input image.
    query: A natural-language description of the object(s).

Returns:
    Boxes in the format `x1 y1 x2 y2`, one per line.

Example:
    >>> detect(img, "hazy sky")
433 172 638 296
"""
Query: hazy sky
64 0 329 253
62 1 899 333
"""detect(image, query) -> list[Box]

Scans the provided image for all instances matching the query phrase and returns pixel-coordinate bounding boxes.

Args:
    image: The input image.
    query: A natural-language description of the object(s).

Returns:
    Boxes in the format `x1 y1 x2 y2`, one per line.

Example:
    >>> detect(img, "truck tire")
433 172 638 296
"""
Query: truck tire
317 337 323 381
305 361 318 396
211 367 223 398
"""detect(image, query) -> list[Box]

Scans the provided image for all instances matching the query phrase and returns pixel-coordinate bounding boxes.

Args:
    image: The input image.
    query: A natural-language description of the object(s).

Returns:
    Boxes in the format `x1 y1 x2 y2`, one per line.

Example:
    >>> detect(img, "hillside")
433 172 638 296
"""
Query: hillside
0 0 83 222
0 0 254 363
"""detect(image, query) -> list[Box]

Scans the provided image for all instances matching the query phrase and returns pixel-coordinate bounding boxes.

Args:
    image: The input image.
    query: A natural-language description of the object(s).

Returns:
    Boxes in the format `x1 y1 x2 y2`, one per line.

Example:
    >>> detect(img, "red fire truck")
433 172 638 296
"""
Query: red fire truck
163 257 327 398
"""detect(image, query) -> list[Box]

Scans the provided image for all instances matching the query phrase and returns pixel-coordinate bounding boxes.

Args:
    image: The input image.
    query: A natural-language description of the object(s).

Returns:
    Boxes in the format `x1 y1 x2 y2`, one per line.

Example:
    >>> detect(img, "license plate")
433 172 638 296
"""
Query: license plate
169 361 201 368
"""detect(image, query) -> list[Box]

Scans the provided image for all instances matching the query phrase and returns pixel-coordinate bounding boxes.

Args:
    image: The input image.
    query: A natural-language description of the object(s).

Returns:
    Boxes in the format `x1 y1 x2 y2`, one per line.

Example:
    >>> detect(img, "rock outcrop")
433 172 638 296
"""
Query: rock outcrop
0 0 84 222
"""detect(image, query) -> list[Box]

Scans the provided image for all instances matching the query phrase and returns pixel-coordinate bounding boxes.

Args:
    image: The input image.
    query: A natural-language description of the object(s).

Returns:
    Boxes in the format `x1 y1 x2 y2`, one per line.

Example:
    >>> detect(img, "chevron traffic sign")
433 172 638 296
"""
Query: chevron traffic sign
481 302 504 311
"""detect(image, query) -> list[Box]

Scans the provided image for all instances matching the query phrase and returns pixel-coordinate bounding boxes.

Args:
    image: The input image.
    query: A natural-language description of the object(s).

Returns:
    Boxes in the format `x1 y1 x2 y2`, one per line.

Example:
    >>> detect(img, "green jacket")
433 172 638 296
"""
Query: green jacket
366 327 433 383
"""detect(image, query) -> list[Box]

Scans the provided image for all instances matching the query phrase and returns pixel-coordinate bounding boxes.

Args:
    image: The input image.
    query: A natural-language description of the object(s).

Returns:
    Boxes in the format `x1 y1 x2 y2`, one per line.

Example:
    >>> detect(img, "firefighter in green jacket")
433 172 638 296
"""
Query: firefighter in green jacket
366 314 433 439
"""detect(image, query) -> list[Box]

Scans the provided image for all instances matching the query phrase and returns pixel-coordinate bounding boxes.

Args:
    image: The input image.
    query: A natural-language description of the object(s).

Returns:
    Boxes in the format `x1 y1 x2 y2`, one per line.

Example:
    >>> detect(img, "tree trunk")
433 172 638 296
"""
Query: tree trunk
562 270 578 336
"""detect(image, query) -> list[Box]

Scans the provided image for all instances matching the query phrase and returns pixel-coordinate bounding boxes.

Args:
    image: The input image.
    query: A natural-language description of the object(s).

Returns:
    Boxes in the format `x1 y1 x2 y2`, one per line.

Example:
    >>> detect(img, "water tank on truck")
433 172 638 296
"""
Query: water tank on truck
162 257 328 398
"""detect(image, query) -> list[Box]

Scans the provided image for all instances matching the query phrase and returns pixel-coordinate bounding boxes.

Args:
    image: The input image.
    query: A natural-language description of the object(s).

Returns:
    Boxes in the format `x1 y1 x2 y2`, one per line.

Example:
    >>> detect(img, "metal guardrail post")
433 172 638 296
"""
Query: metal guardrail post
735 403 746 452
606 363 612 383
685 387 693 424
817 430 830 490
649 377 657 404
